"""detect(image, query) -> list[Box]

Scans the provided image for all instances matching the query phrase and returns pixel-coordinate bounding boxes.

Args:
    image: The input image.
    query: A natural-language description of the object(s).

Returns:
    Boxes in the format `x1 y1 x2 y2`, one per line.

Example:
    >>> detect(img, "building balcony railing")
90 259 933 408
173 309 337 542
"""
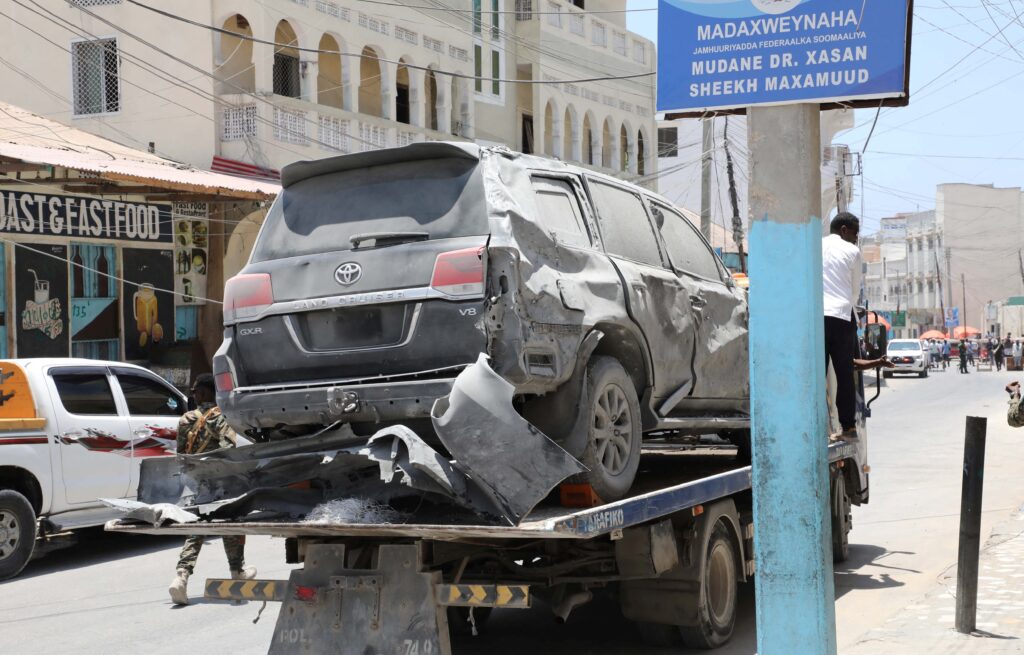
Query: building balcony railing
217 94 469 168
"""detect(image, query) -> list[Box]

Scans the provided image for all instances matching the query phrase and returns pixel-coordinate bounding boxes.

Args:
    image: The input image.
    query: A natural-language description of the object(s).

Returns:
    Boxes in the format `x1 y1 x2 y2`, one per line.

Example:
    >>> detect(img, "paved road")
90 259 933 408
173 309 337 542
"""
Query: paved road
2 365 1022 653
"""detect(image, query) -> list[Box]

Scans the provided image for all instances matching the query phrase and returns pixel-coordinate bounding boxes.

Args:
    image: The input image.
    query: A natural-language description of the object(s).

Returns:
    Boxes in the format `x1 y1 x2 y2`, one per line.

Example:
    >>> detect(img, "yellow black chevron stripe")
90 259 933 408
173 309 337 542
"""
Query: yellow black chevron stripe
437 584 530 608
204 579 286 602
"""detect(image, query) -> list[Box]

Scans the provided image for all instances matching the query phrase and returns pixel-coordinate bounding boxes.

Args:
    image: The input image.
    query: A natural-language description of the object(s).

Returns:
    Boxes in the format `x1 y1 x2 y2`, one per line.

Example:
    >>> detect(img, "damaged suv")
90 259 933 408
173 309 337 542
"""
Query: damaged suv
214 142 748 502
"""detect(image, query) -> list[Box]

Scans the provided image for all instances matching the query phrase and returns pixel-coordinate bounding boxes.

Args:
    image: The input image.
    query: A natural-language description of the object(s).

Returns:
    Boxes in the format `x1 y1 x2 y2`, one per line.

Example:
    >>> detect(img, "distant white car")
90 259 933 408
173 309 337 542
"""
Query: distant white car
885 339 930 378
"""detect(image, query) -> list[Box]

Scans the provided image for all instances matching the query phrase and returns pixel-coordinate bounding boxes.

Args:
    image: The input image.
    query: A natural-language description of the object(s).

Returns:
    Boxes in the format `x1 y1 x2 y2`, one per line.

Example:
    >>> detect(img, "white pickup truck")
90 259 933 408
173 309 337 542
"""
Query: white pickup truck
0 358 186 580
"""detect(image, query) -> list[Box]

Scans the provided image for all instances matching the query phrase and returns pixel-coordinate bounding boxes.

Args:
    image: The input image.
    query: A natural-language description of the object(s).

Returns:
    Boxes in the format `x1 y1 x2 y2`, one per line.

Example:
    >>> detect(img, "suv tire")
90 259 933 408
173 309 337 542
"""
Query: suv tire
0 490 36 581
575 356 641 502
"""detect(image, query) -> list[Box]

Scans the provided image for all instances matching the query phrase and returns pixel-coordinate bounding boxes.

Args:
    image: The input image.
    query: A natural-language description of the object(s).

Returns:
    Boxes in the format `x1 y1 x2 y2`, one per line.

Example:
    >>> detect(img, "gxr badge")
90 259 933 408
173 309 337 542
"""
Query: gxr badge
334 262 362 286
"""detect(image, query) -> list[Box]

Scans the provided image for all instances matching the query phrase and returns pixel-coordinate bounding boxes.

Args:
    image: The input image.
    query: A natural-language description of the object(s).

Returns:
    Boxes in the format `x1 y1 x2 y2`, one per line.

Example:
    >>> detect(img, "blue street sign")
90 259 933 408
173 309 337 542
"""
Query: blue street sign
657 0 912 113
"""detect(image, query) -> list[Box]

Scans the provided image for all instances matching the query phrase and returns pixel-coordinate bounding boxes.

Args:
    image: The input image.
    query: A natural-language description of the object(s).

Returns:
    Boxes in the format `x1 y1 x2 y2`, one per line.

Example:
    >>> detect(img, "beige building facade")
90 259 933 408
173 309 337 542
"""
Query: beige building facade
0 0 655 179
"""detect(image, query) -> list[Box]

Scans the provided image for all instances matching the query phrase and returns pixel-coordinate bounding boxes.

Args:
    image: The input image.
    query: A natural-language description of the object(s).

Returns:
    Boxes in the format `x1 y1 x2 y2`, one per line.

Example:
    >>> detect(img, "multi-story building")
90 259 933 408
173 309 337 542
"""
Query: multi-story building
903 210 944 336
863 214 911 336
653 109 855 255
0 0 656 268
937 183 1024 336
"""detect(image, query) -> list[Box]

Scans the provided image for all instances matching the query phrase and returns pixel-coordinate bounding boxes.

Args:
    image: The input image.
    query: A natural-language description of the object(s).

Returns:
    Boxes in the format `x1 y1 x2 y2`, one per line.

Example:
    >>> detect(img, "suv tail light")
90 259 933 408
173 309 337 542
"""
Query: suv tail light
223 273 273 324
215 371 235 393
431 247 484 297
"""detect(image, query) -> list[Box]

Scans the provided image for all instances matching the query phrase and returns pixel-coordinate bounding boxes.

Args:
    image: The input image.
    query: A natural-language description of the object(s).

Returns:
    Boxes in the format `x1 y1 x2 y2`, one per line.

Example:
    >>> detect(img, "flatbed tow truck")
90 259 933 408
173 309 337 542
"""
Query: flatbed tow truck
107 439 865 654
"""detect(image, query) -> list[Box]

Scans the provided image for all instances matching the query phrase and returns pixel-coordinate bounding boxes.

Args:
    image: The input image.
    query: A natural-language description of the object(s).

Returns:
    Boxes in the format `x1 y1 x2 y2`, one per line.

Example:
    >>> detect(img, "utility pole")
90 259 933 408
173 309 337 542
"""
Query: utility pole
946 248 954 310
700 118 713 240
748 104 836 655
935 250 946 334
723 117 746 273
1018 249 1024 294
962 273 968 336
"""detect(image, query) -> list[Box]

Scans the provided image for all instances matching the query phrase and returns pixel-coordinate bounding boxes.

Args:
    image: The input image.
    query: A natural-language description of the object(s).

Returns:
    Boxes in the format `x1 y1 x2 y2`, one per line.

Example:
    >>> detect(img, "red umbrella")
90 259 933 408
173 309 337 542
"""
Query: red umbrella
952 326 981 338
920 329 948 339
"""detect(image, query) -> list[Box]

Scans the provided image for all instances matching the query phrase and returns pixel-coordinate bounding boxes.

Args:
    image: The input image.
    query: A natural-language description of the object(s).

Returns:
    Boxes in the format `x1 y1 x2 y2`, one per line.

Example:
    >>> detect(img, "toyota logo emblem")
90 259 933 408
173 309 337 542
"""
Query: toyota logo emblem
335 262 362 286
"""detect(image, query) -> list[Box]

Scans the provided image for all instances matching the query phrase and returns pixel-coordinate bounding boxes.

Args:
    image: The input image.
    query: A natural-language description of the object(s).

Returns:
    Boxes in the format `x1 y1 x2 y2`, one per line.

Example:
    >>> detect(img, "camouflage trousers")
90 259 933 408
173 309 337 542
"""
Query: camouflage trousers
176 535 246 574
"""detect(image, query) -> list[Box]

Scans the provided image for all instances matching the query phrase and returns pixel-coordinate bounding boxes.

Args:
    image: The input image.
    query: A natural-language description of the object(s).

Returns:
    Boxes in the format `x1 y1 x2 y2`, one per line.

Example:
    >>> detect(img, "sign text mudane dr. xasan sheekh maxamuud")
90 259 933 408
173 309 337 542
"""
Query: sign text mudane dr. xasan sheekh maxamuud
0 190 173 243
657 0 912 114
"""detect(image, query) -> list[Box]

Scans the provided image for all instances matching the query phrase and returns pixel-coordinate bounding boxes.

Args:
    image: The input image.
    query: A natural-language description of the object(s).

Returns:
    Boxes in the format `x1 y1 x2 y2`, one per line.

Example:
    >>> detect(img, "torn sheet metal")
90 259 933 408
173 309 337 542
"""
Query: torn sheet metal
102 498 198 525
432 354 585 525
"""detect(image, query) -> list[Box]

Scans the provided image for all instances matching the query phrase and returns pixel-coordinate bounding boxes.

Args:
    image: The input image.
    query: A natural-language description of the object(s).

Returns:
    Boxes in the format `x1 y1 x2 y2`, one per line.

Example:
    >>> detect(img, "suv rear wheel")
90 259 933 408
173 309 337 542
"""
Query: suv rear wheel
576 357 641 501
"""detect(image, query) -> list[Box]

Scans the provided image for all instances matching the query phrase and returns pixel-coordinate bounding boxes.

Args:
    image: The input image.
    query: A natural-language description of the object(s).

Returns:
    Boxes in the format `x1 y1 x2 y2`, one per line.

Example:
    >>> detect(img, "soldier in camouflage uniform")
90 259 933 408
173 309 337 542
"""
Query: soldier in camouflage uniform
1007 381 1024 428
168 373 256 605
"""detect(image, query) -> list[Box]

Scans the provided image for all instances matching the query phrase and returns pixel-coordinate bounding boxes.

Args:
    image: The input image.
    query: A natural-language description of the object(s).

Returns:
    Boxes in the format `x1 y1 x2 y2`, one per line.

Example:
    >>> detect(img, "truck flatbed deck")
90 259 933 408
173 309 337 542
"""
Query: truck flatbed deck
107 442 857 541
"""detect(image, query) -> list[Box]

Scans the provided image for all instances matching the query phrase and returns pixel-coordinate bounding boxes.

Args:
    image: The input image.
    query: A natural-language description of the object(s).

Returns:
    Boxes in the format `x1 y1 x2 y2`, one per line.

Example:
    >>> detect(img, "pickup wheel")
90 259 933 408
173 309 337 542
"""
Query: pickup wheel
678 520 739 649
0 490 36 581
575 357 642 502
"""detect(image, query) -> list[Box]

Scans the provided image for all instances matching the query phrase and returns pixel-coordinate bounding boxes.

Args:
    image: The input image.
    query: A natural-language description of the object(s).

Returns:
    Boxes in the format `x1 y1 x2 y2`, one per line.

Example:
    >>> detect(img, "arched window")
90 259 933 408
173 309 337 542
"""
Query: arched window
396 60 411 124
601 118 613 168
217 14 254 94
582 114 593 165
637 129 646 176
317 34 343 109
273 21 300 98
359 47 384 117
425 68 439 131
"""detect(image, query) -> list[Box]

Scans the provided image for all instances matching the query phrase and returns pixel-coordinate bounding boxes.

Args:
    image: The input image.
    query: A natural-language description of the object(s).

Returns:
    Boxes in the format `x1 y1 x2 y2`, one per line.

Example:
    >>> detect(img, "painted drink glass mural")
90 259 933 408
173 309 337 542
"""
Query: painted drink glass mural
122 248 174 361
16 243 69 357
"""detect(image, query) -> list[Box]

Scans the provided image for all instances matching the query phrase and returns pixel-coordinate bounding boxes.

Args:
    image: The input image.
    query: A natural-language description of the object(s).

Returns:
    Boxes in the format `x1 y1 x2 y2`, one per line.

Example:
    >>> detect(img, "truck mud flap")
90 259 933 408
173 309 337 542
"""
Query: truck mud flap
269 543 450 655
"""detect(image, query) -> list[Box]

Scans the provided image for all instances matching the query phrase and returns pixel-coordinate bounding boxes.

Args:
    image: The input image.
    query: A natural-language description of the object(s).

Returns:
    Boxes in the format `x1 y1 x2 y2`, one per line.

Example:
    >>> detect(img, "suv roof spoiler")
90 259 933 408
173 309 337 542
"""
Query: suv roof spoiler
281 141 482 188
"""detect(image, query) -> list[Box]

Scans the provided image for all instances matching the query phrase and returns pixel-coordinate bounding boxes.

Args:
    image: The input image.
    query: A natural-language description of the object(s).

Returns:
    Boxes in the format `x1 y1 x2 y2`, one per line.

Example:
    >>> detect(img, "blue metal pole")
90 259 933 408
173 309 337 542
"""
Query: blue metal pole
747 104 837 655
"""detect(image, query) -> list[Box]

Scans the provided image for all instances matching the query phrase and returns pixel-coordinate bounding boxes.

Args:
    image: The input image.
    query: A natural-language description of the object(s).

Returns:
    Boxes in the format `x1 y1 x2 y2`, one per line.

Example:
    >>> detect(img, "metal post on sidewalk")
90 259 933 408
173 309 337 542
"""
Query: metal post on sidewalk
748 104 837 655
955 416 987 634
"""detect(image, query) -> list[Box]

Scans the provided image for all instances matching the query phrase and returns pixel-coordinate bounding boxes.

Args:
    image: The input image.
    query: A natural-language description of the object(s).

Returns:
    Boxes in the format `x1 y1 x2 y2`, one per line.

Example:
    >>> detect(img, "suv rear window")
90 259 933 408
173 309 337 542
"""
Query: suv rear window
252 158 487 262
588 180 663 267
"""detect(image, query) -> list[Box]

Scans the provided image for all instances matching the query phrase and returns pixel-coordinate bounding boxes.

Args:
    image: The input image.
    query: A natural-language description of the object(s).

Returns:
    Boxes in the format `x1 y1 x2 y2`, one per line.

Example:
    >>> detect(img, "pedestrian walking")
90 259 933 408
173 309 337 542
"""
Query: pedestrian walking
967 340 977 366
168 374 256 605
942 339 951 369
1014 340 1022 370
822 213 862 441
994 339 1005 371
959 340 970 374
929 340 941 369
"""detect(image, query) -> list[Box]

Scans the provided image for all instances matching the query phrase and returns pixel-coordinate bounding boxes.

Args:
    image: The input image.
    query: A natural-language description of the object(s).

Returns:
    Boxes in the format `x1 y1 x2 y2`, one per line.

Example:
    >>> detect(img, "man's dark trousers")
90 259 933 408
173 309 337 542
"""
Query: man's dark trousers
824 316 857 430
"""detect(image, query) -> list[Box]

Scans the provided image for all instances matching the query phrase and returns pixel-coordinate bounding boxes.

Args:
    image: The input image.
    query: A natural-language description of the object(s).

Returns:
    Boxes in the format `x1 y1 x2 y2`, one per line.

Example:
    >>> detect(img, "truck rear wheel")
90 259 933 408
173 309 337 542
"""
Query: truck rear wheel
575 357 641 502
831 473 852 563
678 520 739 649
0 490 36 581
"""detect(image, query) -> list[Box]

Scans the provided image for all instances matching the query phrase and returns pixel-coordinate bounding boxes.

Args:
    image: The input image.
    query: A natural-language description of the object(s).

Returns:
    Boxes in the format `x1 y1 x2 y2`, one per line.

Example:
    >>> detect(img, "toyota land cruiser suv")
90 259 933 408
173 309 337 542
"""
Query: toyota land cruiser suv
213 142 749 501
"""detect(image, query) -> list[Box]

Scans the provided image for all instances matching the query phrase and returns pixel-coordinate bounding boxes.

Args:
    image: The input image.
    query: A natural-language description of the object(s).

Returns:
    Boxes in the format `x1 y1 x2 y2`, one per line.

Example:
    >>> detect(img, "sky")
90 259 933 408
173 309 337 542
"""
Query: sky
627 0 1024 236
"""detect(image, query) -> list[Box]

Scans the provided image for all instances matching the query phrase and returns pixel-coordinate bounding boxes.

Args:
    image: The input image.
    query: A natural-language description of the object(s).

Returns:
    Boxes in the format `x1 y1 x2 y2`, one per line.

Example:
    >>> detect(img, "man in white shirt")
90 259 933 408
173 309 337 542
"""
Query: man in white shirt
822 213 863 439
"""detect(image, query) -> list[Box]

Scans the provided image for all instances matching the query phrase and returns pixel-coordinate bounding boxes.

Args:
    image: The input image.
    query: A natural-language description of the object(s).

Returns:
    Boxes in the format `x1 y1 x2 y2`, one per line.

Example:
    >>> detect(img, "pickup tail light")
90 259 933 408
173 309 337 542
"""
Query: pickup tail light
223 273 273 324
215 371 235 393
431 247 485 297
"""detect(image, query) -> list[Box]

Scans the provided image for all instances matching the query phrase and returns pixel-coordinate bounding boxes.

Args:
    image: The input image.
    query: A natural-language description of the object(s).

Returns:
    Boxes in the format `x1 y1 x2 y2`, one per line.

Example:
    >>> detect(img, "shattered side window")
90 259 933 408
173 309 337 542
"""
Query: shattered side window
652 202 723 282
588 180 663 267
531 177 591 249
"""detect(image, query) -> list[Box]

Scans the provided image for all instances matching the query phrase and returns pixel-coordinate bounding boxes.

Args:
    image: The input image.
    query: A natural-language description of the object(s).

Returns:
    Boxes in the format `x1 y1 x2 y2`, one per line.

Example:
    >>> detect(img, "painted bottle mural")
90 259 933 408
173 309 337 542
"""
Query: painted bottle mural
133 283 163 347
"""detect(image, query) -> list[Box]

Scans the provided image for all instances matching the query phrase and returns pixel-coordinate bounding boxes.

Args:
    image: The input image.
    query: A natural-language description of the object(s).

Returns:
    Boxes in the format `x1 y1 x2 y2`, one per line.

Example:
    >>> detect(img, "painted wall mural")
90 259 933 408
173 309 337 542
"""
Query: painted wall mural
122 248 175 361
16 243 69 357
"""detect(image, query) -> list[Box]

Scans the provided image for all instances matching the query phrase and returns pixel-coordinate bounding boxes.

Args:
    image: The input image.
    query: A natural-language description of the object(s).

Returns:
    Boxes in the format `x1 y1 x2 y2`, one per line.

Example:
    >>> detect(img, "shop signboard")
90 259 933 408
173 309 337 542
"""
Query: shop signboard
658 0 913 114
16 243 69 357
173 202 209 306
892 311 906 328
0 190 172 243
122 248 175 360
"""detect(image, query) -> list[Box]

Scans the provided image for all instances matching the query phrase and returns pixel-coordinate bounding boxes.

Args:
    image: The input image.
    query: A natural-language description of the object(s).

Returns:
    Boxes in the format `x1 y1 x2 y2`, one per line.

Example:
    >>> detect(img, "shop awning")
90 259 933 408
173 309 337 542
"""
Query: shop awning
0 102 279 200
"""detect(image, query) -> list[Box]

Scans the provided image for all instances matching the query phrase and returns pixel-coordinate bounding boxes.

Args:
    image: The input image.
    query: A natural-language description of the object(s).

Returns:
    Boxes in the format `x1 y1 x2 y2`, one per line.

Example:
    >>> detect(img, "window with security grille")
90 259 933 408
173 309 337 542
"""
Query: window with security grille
515 0 532 20
359 124 388 151
591 22 606 47
72 38 120 115
273 107 307 144
612 31 626 56
569 13 584 36
425 36 444 53
547 2 562 27
222 105 257 141
657 127 677 158
318 116 350 152
273 53 301 98
632 40 646 63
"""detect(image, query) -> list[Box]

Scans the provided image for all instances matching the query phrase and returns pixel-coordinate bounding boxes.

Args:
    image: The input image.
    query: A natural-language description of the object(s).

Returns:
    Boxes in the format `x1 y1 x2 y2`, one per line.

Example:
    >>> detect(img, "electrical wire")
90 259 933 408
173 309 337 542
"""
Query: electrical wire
123 0 654 85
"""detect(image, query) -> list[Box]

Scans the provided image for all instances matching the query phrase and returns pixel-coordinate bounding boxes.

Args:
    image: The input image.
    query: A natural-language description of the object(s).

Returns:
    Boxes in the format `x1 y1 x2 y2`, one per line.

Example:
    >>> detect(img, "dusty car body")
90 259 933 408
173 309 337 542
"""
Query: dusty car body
213 142 749 501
